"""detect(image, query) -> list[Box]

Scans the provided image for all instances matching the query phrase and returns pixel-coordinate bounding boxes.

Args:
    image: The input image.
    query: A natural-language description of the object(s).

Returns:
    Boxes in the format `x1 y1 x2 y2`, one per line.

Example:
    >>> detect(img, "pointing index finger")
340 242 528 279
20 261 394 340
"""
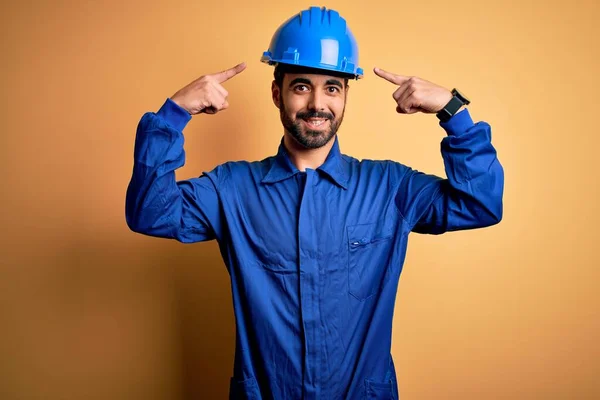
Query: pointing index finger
213 62 247 83
374 67 409 85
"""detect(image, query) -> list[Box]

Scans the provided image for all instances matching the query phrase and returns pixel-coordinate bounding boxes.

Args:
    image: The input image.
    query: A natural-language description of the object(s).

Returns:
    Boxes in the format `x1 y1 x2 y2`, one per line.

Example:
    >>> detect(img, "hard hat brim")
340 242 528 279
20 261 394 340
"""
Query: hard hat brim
261 58 363 80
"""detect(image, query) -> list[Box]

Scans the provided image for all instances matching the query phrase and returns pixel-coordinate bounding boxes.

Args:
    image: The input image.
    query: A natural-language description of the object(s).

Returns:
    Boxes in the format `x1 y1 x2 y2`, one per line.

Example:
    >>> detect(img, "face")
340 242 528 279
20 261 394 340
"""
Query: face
272 72 348 149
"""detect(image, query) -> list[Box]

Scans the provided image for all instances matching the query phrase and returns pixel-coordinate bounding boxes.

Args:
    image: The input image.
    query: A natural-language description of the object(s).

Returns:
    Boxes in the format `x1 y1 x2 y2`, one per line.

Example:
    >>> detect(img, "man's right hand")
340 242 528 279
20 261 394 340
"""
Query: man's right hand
170 62 247 115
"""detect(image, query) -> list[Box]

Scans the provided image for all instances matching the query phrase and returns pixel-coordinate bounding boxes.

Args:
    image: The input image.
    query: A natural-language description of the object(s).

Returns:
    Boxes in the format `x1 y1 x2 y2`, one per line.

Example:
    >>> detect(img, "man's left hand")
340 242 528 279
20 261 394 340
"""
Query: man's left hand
374 67 453 115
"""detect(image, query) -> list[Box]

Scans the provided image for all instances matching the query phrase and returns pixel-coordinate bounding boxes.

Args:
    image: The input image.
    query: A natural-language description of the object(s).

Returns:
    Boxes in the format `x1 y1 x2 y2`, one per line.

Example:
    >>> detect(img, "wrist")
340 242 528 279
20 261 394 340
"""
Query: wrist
157 98 192 131
439 107 474 136
436 88 470 123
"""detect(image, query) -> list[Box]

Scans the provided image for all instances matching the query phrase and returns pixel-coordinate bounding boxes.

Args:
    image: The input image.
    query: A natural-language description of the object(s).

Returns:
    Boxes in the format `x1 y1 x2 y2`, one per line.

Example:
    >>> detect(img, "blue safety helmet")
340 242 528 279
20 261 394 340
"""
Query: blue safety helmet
261 6 363 79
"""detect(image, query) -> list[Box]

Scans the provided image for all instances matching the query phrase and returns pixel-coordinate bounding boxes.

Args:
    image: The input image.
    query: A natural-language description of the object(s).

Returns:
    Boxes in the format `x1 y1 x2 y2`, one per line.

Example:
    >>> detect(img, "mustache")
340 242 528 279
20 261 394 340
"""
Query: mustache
296 110 333 120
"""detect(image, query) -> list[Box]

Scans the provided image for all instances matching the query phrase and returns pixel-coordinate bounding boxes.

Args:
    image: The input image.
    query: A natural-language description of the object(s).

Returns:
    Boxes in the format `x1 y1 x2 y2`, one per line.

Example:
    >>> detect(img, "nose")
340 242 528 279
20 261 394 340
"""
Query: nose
307 90 325 111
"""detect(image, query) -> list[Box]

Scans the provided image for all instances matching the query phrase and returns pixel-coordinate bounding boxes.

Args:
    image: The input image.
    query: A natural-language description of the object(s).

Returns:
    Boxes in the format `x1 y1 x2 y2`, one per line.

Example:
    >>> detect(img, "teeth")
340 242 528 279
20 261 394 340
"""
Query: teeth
306 119 325 126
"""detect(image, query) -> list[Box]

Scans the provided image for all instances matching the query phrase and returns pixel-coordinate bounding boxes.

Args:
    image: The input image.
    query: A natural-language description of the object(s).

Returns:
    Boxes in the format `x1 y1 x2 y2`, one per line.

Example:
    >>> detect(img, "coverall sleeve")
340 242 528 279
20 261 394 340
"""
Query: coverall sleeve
395 108 504 234
125 98 223 243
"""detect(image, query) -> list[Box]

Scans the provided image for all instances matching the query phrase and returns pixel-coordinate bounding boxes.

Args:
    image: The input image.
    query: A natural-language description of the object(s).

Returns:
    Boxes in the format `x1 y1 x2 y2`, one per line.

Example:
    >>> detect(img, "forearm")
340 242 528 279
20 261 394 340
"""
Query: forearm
439 109 504 229
399 109 504 234
415 111 504 233
125 99 192 238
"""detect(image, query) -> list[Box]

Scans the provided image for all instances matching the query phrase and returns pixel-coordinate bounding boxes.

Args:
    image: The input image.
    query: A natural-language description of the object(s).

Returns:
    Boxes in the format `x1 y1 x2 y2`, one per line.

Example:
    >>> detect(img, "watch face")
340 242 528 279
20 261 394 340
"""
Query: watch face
452 88 470 104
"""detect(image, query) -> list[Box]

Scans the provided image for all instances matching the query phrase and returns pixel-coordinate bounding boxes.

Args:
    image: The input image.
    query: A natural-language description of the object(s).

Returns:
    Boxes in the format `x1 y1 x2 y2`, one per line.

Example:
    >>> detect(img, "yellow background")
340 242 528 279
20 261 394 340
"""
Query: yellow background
1 0 598 399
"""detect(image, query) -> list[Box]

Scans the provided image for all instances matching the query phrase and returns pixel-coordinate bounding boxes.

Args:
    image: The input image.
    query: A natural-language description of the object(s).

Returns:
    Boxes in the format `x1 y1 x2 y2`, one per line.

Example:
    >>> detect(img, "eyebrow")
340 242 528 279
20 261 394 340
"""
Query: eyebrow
288 77 345 89
325 79 344 89
289 78 312 87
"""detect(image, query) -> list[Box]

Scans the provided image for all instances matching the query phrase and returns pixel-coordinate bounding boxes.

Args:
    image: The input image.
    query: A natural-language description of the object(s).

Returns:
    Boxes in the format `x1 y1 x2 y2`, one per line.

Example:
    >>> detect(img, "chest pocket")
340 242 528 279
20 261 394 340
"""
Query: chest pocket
347 219 396 300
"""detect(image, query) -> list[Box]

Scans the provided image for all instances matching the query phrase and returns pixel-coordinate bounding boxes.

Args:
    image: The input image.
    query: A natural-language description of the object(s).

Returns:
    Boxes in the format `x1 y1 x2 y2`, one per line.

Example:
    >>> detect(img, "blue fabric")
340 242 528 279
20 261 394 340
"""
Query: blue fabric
125 98 504 399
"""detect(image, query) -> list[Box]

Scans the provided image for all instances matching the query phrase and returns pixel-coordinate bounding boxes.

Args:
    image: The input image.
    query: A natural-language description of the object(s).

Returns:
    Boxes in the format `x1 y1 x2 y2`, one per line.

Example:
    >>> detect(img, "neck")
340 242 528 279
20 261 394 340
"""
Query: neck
283 133 335 172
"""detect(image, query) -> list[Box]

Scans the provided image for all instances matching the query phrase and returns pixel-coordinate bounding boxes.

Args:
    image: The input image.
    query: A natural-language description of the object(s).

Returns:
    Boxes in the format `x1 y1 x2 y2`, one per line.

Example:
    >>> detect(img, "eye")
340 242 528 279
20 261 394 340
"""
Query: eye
327 86 341 93
294 84 309 92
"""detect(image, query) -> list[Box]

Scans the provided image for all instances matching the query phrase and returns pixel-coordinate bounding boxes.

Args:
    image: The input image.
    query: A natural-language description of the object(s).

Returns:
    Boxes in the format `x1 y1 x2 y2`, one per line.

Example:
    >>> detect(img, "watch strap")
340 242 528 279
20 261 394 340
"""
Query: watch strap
437 88 470 122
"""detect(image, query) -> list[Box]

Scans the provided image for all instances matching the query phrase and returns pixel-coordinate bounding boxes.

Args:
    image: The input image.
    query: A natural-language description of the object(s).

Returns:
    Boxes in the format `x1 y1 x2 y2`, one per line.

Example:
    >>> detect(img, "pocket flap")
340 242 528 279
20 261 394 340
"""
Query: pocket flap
365 378 398 399
229 376 261 400
348 220 394 246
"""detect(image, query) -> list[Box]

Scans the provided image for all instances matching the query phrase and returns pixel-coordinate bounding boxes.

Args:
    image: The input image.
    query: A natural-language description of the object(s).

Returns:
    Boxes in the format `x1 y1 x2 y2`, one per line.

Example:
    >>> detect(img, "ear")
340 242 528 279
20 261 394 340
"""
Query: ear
271 80 281 109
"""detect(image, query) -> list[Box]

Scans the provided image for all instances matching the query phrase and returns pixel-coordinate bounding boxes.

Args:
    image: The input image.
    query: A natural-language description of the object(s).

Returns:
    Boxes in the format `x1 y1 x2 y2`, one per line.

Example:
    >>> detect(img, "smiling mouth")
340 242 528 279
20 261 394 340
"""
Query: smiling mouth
303 118 329 129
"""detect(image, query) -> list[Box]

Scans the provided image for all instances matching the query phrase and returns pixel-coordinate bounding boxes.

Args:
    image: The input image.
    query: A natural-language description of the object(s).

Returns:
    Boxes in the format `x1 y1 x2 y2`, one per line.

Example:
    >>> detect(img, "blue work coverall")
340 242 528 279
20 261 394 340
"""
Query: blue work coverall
126 98 504 399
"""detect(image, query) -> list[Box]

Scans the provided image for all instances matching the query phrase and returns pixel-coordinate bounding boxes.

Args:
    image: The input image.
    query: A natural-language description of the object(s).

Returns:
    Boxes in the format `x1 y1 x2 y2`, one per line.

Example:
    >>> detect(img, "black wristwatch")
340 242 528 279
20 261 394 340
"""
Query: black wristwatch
436 88 470 122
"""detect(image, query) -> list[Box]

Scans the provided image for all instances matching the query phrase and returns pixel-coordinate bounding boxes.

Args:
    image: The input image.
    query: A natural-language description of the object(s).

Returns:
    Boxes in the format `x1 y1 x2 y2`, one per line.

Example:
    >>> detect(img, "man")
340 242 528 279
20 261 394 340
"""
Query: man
126 6 503 400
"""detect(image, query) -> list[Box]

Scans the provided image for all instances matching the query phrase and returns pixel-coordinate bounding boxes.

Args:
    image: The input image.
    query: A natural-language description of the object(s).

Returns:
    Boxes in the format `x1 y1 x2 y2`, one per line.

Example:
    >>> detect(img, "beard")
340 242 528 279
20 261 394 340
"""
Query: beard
279 98 345 149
